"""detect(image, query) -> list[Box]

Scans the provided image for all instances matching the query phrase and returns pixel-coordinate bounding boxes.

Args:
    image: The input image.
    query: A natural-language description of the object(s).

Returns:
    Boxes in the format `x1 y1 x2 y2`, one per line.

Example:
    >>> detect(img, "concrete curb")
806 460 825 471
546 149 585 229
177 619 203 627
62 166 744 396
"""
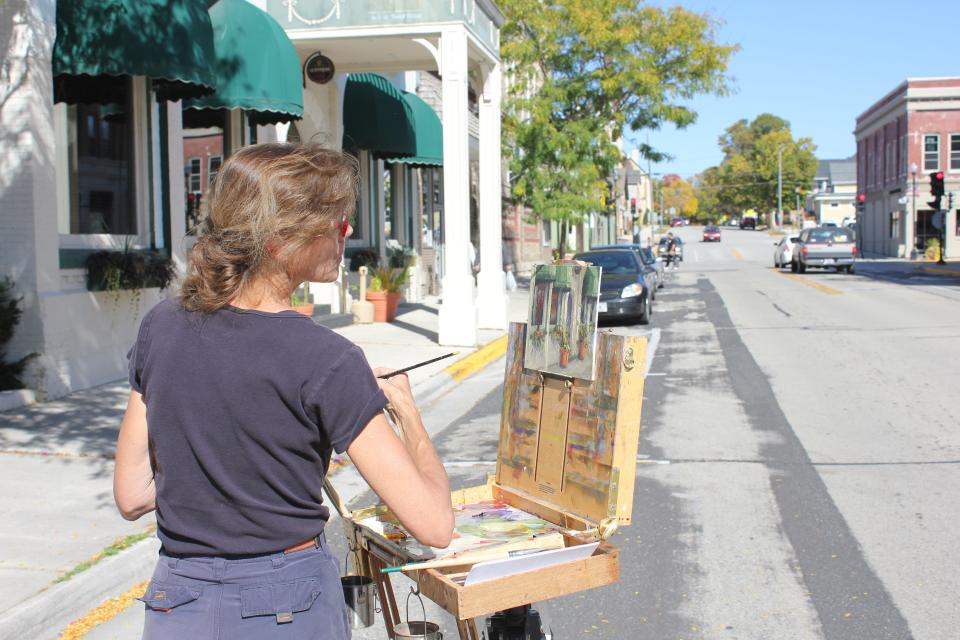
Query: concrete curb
412 334 508 409
0 389 36 413
0 537 161 640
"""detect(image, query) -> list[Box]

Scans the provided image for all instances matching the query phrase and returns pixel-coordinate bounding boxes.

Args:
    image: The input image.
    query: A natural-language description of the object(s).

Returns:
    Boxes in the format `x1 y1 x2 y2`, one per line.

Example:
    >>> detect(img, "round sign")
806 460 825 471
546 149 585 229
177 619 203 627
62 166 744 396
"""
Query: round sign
304 53 335 84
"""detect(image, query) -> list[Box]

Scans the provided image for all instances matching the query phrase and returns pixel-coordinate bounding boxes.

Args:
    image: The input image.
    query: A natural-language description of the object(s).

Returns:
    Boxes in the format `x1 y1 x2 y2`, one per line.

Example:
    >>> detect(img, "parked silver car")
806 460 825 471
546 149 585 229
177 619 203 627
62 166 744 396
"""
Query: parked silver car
773 235 800 268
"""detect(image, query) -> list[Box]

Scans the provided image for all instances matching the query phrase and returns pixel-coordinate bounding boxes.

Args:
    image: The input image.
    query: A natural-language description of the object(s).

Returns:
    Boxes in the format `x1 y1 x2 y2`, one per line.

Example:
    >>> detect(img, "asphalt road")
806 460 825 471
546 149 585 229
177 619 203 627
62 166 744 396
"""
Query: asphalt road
392 228 959 640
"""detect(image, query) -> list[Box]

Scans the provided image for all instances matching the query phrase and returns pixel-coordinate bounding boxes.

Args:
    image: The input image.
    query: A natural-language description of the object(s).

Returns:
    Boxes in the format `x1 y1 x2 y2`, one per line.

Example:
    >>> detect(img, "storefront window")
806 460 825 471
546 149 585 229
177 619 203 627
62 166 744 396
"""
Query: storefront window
67 102 136 234
182 126 224 234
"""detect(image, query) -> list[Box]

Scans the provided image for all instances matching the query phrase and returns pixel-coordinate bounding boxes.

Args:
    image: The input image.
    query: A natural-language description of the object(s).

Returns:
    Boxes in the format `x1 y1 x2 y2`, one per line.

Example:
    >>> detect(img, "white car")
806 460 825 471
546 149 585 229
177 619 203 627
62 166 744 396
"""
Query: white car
773 235 800 268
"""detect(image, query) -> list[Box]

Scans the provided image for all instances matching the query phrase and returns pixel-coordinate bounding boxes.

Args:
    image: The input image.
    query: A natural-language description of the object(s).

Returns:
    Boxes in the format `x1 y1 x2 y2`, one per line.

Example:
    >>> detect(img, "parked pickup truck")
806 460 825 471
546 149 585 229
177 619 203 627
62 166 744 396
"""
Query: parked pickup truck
791 226 857 273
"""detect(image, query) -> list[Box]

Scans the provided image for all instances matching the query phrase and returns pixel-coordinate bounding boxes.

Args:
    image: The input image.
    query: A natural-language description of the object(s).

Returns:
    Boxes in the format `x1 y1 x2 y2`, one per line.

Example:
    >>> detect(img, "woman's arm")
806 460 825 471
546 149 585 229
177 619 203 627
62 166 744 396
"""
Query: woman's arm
347 372 453 548
113 390 156 521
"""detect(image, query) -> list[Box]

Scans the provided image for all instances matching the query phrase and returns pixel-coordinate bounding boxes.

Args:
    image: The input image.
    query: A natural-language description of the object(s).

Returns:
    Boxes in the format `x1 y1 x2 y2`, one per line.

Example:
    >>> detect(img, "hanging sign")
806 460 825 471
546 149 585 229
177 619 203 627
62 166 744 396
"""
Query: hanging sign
304 52 335 85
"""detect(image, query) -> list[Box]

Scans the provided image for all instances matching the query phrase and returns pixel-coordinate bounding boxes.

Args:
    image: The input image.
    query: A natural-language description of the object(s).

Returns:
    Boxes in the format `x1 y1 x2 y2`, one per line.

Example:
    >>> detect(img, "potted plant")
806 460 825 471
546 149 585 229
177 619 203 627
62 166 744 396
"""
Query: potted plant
576 322 589 360
558 329 571 368
290 286 313 317
529 326 546 351
366 266 408 322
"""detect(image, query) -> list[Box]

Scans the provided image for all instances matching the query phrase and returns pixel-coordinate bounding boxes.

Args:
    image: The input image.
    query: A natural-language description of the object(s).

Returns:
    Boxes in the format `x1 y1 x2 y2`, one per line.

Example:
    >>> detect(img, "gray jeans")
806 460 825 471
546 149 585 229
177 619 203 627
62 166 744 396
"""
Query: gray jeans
141 540 349 639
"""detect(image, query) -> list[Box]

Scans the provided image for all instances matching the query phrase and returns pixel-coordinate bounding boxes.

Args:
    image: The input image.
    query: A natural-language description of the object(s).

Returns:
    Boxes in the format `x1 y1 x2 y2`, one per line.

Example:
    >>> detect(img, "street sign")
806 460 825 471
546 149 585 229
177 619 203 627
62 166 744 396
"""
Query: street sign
931 211 944 230
669 207 676 215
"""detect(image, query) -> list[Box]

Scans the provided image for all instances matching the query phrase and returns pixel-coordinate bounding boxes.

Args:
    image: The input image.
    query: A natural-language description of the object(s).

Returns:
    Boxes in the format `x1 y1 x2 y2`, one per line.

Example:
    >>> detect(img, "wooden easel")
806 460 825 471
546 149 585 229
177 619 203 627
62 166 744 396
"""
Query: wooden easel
345 320 647 638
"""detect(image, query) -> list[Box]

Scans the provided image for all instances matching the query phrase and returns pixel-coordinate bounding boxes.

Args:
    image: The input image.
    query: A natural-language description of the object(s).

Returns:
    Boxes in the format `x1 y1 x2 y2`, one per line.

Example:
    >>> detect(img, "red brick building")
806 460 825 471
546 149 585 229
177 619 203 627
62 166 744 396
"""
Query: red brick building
854 78 960 258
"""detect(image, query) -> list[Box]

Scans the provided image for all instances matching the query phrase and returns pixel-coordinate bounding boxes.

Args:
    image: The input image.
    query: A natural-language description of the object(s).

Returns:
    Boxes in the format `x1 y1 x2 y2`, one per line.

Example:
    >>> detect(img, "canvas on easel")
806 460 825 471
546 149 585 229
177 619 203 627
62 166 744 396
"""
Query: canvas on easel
525 264 601 381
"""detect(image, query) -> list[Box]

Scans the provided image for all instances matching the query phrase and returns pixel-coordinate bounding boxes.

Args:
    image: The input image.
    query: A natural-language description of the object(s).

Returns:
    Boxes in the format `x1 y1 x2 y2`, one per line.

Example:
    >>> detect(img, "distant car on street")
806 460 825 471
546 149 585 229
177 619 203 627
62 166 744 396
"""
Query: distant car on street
670 217 684 227
574 249 654 324
773 235 800 268
791 226 857 273
591 244 665 289
726 218 739 228
702 225 722 242
740 216 757 230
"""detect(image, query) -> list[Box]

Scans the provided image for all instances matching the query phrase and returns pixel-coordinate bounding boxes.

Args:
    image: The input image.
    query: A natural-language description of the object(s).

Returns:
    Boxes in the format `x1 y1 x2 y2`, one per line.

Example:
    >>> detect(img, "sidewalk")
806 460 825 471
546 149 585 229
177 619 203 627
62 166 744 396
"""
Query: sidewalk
0 293 526 640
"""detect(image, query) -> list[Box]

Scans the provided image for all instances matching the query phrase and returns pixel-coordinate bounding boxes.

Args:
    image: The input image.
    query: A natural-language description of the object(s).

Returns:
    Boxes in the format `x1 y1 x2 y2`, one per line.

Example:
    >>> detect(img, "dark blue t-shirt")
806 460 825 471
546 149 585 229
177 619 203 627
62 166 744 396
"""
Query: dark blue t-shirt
127 299 388 556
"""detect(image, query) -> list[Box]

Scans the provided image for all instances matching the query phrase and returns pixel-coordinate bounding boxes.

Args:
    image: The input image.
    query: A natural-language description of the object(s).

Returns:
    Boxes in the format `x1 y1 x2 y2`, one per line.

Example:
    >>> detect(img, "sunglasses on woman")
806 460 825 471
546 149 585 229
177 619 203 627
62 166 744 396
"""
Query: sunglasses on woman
338 216 350 238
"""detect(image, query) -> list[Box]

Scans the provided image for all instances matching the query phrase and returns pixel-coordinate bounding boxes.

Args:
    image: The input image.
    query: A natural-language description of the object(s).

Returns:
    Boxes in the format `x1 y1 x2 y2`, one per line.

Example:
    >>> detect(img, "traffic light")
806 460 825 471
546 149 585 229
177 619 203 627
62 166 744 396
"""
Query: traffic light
630 198 637 216
856 193 865 213
929 171 945 210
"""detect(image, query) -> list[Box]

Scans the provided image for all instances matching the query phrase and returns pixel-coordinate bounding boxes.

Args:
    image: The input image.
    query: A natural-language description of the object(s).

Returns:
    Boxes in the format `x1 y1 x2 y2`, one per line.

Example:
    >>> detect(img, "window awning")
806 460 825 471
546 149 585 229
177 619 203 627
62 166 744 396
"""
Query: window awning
342 74 416 158
183 0 303 126
53 0 217 105
386 92 443 167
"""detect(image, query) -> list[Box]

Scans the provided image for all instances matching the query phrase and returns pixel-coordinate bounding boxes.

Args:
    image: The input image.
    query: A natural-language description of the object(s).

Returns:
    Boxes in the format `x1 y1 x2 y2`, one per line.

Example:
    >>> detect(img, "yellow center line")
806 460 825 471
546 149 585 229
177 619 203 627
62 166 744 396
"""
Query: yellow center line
731 248 745 261
778 272 843 295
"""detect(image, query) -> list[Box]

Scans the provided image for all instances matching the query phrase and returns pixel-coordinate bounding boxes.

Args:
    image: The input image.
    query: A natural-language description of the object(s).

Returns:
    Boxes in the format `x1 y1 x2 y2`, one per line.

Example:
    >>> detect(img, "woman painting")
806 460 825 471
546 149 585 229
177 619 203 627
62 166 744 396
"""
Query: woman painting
113 144 453 639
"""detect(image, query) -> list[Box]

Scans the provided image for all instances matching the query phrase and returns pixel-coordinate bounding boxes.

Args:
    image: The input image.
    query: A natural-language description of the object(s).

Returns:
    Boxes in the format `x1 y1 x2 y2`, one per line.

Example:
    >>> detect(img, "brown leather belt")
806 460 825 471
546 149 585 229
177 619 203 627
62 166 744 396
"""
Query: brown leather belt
283 535 322 554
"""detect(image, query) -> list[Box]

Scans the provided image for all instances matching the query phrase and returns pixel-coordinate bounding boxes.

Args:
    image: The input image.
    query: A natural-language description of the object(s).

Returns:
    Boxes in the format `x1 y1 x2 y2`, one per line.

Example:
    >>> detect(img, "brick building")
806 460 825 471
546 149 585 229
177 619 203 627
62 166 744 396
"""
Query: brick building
854 78 960 258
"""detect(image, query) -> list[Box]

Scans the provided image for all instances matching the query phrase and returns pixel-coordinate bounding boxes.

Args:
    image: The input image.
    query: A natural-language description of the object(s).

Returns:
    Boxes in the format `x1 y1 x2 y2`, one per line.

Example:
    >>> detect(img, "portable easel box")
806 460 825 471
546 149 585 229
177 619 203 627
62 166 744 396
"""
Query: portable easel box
343 320 647 639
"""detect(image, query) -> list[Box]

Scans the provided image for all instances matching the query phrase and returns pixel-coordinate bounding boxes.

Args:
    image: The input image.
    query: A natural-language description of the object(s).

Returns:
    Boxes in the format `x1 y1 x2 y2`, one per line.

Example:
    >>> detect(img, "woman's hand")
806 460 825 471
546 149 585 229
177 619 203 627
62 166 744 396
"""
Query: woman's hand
372 368 418 422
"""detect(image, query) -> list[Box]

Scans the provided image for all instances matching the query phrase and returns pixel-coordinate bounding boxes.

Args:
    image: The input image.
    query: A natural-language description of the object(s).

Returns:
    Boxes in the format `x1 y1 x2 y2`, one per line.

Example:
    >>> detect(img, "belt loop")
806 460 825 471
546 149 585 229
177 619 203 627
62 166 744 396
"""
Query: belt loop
272 553 286 569
213 556 226 579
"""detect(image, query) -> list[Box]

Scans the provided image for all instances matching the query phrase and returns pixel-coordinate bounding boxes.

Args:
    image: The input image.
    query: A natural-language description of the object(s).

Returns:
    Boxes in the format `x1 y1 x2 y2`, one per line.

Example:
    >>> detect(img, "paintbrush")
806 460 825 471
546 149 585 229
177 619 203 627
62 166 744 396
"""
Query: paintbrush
381 532 565 574
377 352 459 379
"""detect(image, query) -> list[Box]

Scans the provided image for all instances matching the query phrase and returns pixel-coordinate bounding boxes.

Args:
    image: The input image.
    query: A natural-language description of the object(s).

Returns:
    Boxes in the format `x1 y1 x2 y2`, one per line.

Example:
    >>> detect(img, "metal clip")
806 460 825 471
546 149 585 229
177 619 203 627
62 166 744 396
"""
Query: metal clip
622 346 636 371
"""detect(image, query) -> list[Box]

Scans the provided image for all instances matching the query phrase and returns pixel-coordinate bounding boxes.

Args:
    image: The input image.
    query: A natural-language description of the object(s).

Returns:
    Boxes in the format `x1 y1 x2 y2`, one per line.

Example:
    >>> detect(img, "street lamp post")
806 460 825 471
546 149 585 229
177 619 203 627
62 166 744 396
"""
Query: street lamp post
795 187 801 227
911 162 918 258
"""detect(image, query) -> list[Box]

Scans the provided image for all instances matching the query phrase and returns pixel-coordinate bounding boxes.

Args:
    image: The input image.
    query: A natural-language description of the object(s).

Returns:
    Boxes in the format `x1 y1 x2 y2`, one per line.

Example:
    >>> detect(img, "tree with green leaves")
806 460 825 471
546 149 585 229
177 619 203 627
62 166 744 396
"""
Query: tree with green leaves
500 0 736 253
700 114 818 221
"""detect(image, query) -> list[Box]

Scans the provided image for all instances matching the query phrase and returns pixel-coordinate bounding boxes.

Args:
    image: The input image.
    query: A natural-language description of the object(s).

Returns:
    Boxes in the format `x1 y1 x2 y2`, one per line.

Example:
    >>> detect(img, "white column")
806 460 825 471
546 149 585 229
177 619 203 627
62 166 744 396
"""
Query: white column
166 102 188 271
476 63 507 330
438 26 478 346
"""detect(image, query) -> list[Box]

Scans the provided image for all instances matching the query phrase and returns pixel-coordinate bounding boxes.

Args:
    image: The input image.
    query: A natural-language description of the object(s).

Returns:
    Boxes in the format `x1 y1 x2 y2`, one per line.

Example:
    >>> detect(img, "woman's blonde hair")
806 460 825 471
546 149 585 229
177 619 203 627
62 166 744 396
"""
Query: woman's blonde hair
180 143 358 313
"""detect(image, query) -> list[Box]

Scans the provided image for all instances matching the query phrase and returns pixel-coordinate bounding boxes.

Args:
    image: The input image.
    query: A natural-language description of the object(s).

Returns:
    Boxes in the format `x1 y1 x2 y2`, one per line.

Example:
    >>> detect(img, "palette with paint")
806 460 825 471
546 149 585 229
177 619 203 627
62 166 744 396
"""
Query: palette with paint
343 264 648 639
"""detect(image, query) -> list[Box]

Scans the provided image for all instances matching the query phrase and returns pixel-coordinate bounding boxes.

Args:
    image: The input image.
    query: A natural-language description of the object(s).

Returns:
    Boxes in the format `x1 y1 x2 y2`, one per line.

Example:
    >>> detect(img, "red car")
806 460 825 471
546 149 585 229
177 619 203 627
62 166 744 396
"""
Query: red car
670 217 684 227
702 225 721 242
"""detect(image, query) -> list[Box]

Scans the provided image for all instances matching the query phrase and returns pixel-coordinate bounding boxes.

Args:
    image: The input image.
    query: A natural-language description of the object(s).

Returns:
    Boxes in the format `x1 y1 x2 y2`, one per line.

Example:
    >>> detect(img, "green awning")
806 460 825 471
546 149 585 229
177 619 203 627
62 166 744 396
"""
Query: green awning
534 264 555 284
53 0 217 105
386 92 443 167
584 266 600 297
554 266 572 289
184 0 303 126
342 74 416 158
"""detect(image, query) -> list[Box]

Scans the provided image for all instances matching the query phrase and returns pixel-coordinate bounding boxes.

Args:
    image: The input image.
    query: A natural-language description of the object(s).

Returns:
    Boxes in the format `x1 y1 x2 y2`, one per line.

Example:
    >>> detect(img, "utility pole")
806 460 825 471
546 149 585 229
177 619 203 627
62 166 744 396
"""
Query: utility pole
776 144 787 230
911 162 917 258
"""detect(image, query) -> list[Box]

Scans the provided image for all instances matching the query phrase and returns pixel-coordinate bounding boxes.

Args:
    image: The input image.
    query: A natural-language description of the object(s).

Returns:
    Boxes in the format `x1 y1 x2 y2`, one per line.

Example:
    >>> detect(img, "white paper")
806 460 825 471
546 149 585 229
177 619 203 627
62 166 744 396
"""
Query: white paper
463 542 601 586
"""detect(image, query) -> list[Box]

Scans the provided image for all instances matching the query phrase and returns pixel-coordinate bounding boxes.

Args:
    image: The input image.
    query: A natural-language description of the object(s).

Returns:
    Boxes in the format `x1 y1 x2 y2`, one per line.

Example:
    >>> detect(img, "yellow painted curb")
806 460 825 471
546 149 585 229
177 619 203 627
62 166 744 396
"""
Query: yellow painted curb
444 335 508 382
731 248 745 261
778 272 843 295
918 265 960 276
58 580 147 639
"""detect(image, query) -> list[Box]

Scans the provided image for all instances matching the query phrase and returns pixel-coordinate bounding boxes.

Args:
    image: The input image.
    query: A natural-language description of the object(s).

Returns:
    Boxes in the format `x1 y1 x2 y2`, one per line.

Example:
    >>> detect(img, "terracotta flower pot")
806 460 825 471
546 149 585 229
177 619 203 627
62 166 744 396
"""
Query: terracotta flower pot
292 304 314 317
559 349 569 368
578 342 588 360
366 291 401 322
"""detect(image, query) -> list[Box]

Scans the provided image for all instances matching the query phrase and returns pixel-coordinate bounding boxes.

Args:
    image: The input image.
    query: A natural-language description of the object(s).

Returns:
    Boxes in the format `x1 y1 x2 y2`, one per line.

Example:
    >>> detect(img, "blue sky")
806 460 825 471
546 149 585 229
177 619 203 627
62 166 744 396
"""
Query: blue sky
627 0 960 180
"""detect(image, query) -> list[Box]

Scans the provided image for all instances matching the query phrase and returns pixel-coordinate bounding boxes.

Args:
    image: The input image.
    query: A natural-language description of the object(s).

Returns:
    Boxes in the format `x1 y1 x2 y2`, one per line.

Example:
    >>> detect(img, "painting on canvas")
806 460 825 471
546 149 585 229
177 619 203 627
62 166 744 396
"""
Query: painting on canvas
524 264 601 381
